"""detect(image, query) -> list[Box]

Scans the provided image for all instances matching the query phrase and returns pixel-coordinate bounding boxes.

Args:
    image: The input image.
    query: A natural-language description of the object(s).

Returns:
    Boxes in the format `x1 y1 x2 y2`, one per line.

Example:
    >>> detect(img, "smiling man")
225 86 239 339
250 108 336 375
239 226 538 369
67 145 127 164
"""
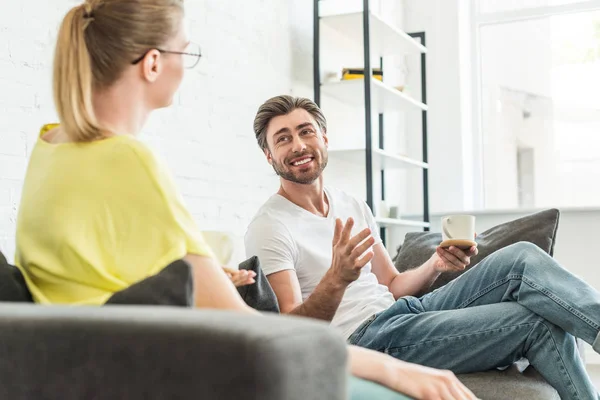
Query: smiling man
244 95 600 399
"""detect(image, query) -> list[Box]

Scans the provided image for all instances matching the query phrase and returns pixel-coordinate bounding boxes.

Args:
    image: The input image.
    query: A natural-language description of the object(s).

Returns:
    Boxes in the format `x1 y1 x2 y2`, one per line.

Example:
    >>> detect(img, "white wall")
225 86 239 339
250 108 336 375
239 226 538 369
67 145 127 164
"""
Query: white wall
1 1 423 261
0 1 299 261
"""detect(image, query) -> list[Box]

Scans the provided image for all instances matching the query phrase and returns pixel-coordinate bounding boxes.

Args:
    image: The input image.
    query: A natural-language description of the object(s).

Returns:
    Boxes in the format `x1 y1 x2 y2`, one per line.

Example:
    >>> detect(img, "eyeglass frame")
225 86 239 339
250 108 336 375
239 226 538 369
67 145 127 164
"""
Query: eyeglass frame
131 44 202 69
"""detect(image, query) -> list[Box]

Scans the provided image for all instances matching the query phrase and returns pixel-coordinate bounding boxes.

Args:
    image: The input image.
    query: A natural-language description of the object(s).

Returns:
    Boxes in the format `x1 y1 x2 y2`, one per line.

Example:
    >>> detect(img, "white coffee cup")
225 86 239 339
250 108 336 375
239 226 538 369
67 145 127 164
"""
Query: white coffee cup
441 215 476 244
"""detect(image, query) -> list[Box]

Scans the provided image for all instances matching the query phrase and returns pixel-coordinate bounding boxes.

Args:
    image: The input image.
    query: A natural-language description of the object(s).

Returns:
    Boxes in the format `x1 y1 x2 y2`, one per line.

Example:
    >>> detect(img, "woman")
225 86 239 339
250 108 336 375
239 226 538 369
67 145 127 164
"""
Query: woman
14 1 476 399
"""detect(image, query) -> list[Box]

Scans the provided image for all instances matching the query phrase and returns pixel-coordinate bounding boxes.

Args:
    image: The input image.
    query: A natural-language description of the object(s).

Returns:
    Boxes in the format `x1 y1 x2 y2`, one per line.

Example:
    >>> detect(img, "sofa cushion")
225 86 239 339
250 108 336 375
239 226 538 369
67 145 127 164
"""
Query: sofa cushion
393 209 560 293
457 365 559 400
0 250 33 302
105 259 195 307
236 256 280 313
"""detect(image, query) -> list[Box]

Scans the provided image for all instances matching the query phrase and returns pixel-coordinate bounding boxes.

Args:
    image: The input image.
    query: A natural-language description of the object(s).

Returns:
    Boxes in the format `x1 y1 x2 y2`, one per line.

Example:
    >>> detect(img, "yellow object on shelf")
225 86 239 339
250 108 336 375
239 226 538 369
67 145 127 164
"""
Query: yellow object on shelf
342 68 383 81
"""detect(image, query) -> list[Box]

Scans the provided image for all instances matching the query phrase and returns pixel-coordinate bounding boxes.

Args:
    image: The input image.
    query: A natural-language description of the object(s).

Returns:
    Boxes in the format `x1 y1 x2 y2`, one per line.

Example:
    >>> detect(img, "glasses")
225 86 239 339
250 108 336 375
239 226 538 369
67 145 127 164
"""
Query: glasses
131 42 202 69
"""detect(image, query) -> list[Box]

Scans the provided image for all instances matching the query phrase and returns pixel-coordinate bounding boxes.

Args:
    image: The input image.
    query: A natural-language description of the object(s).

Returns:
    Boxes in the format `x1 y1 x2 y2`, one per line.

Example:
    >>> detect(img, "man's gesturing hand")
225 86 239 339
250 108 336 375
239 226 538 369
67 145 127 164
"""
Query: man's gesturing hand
330 218 375 284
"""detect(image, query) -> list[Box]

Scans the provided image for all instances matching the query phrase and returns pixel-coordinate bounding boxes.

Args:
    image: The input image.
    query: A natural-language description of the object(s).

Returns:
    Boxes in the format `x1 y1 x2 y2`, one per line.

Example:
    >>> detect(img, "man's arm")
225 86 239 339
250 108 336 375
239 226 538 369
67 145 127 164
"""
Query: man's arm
267 218 374 321
371 244 477 299
370 244 439 299
358 201 439 298
267 268 346 320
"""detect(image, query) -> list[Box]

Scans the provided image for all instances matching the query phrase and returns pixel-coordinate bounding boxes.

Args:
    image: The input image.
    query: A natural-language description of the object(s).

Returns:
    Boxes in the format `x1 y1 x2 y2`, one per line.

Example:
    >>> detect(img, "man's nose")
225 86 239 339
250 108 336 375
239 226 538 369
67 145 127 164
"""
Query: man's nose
291 136 307 153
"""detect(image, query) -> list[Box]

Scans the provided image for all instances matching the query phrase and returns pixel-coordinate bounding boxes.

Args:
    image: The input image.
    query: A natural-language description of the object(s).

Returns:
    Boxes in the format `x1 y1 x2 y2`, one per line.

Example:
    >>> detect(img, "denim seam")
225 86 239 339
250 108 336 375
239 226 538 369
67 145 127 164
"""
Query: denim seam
383 322 538 353
522 275 600 331
455 276 511 309
537 320 581 399
455 274 600 332
347 314 377 345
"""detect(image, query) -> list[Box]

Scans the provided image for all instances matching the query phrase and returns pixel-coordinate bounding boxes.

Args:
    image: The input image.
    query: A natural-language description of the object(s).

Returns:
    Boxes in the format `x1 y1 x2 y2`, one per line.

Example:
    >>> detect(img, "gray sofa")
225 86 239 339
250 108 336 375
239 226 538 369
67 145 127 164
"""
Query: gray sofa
0 304 348 400
458 365 560 399
0 207 577 400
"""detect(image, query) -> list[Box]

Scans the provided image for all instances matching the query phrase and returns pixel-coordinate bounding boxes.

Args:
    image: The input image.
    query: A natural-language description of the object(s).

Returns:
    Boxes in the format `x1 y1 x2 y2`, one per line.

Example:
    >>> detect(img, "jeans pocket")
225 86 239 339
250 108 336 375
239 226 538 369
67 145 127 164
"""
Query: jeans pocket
347 313 379 345
404 296 425 314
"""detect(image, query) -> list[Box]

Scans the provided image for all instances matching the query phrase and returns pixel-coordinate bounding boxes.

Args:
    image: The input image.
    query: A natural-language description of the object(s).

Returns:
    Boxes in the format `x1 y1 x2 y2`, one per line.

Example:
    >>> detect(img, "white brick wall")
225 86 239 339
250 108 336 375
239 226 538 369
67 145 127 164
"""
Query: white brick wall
0 1 296 261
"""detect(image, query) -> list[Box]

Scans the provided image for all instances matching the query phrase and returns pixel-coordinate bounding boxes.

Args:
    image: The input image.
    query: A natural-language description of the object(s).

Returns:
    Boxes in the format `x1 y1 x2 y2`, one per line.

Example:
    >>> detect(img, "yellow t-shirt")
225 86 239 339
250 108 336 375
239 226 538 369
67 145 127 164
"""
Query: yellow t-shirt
15 124 214 305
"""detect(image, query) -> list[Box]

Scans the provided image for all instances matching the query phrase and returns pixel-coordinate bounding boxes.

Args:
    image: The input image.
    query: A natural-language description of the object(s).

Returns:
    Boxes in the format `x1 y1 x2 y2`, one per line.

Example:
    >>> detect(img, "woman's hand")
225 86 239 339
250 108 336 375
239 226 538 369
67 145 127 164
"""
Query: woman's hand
348 345 478 400
223 267 256 287
384 360 478 400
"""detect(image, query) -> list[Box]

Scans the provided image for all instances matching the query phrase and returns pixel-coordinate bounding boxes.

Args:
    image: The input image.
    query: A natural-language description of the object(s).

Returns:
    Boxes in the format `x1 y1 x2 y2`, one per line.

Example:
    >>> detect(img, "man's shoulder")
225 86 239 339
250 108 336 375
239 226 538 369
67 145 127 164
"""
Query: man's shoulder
246 195 292 235
327 186 355 200
326 186 365 209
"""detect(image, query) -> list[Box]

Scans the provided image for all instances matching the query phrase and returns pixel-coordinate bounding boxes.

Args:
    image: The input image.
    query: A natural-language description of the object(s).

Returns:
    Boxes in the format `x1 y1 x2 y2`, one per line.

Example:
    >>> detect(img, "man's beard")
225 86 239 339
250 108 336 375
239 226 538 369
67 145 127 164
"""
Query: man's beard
271 150 328 185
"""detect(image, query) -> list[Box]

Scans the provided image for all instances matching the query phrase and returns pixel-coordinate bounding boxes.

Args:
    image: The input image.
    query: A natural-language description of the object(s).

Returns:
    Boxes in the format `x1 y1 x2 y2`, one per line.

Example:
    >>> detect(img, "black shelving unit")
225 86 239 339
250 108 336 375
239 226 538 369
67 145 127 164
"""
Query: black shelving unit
313 0 430 245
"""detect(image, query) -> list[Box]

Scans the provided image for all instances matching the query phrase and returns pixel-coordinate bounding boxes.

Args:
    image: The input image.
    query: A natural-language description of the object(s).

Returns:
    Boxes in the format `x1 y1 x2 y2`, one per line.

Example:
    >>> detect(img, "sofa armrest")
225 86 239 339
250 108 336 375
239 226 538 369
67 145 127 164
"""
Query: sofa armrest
0 304 347 400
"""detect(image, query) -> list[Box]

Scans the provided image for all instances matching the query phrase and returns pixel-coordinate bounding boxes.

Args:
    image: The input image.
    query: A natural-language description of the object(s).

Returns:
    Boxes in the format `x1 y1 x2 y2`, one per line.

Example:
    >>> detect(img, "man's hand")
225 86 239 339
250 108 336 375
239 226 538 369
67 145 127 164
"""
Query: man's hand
330 218 375 284
430 246 478 273
223 267 256 287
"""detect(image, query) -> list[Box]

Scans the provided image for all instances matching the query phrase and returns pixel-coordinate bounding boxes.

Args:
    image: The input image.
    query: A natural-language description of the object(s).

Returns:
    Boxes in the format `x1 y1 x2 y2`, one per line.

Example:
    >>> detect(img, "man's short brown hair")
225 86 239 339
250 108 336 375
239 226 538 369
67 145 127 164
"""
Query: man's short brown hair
253 95 327 151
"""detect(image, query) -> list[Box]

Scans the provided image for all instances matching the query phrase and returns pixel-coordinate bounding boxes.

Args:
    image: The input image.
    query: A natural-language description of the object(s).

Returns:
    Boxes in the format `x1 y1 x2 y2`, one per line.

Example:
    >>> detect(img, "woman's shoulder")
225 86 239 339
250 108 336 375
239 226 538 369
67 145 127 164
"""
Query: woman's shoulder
39 124 62 143
37 124 152 154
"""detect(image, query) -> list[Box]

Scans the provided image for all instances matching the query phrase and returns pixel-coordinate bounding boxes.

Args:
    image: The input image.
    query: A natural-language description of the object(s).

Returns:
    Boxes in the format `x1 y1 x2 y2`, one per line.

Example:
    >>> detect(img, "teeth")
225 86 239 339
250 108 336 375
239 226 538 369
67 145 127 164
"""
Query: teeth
293 158 312 166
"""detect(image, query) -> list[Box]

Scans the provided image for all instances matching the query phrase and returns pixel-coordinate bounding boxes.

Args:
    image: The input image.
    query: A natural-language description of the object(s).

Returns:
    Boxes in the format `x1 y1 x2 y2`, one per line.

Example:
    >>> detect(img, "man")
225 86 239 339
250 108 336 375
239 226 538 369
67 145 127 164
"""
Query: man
245 95 600 399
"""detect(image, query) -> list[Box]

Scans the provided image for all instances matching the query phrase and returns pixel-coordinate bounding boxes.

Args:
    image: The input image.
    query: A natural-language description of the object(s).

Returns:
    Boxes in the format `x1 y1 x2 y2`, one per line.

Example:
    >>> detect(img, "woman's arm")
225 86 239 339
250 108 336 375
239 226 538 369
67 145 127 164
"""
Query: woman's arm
223 267 256 287
348 345 478 400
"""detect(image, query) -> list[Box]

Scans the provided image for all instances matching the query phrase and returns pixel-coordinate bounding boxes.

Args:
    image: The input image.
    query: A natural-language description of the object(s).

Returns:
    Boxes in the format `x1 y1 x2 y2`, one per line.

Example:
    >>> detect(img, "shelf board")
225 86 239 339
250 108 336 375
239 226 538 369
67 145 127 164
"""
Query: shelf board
375 218 430 228
321 78 427 113
329 148 428 170
320 11 427 56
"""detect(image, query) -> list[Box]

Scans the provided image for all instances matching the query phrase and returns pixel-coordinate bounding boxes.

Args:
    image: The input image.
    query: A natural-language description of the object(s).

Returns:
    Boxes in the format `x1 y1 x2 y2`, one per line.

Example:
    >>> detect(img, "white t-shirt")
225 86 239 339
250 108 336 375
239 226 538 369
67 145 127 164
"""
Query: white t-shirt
245 187 395 339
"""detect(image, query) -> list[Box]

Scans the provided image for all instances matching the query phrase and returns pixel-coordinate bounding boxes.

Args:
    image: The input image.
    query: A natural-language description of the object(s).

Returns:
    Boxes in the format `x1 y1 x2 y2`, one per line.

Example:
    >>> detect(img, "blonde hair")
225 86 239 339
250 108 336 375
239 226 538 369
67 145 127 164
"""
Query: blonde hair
253 95 327 152
53 0 184 142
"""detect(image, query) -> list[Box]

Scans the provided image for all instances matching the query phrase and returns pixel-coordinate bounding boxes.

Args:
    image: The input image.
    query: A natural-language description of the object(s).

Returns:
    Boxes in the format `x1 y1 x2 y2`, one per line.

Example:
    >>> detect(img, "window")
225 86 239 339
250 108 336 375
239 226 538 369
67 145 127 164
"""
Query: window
476 4 600 209
479 0 589 14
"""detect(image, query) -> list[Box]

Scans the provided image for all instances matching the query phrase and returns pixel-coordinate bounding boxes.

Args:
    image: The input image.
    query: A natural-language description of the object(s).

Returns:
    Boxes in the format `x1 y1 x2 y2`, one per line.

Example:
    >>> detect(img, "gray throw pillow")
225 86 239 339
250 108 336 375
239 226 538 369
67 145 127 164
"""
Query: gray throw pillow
0 250 34 303
237 256 280 313
393 209 560 293
105 259 195 306
105 256 280 312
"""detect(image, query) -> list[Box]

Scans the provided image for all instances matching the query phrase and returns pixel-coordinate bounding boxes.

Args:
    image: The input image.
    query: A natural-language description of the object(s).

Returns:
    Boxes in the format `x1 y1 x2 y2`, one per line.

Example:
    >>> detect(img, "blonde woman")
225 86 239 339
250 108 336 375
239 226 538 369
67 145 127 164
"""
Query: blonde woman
14 1 476 399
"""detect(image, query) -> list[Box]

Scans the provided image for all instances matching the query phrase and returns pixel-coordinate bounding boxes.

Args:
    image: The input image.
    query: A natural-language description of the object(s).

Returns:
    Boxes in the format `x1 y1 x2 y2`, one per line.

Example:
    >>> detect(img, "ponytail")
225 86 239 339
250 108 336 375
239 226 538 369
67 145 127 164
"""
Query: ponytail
52 0 184 142
53 4 103 142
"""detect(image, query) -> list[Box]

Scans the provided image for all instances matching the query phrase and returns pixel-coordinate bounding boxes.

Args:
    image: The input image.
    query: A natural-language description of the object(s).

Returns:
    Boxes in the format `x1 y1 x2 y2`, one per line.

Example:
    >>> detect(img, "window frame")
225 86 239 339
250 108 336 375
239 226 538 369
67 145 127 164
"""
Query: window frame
470 0 600 209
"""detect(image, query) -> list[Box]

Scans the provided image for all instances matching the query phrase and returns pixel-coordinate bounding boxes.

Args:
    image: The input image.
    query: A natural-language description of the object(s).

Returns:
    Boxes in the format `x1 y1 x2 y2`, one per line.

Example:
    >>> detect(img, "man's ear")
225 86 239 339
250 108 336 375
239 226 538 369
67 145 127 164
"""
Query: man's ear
322 128 329 148
264 148 273 165
141 50 162 83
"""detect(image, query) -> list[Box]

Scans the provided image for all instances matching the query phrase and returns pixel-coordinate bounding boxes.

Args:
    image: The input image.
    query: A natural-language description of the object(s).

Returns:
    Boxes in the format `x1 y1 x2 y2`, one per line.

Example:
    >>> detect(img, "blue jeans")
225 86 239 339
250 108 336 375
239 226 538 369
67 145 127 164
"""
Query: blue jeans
348 242 600 400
